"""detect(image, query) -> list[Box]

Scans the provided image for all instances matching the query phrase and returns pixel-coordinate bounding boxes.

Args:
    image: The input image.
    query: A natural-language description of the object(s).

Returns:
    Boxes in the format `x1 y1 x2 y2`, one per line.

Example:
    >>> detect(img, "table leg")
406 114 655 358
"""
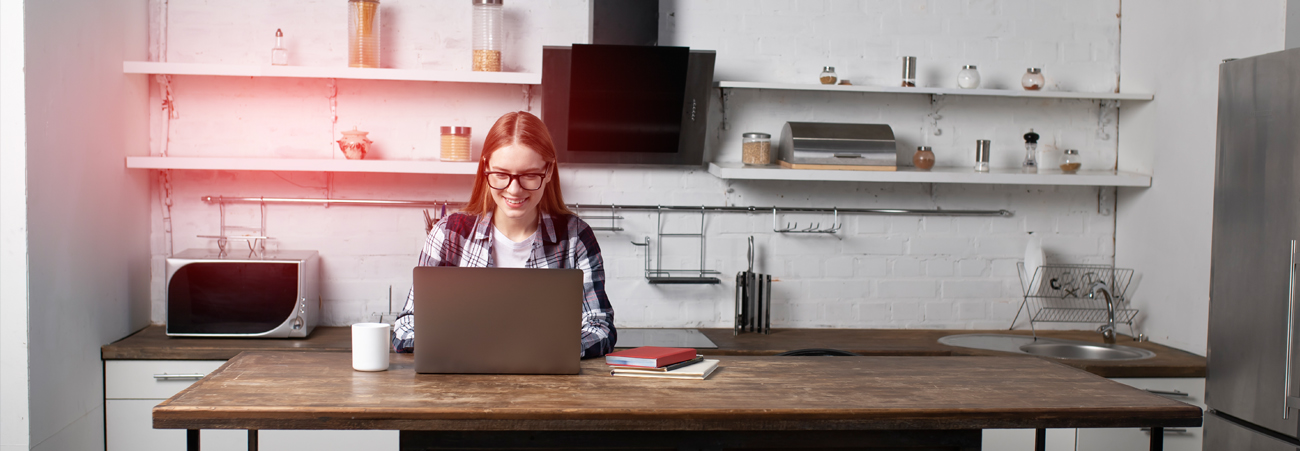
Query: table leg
1034 428 1045 451
187 430 200 451
248 429 258 451
1149 427 1163 451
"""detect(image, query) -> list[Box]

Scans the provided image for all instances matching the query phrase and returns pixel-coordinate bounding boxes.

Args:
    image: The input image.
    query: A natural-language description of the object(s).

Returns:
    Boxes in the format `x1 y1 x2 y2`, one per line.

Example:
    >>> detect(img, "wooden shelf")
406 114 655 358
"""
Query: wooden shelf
714 81 1153 101
708 162 1152 187
124 61 541 85
125 156 479 175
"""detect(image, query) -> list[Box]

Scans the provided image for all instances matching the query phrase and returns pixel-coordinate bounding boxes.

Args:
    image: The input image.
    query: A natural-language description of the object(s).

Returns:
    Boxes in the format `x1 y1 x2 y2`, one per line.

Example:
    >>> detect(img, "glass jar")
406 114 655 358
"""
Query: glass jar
957 65 980 89
1022 68 1044 91
348 0 380 68
472 0 503 72
742 133 772 165
912 146 935 170
1060 149 1081 173
974 140 991 173
819 66 837 85
1022 129 1039 173
440 126 472 162
271 29 288 66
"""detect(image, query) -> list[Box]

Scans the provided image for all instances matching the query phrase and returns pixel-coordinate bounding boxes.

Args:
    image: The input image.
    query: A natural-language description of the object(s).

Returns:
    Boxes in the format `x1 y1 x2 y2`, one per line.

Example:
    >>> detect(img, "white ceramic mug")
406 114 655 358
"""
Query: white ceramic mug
351 323 390 371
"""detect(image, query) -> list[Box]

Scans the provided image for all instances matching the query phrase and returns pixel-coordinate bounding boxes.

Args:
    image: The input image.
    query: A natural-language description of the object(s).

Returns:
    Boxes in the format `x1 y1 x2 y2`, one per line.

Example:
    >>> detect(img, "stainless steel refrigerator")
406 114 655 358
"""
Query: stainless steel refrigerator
1205 47 1300 451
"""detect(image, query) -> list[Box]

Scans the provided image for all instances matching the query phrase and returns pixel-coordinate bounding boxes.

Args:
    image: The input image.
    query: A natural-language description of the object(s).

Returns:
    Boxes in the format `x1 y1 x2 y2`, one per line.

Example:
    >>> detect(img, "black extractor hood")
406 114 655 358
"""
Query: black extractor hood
590 0 658 46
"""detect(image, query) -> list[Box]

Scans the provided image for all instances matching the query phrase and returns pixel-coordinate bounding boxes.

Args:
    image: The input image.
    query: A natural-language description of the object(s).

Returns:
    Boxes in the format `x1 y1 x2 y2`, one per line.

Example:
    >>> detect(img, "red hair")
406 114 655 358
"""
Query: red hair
462 111 573 217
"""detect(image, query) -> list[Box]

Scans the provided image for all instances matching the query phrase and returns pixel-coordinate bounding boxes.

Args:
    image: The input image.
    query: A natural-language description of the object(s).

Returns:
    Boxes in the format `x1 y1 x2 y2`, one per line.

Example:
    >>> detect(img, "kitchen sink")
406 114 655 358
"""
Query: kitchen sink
1019 342 1155 360
938 334 1155 361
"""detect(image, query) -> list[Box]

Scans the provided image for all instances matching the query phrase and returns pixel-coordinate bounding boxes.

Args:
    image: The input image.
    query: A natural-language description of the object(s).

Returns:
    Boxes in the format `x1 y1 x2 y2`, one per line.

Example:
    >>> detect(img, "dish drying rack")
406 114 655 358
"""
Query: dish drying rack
1011 263 1139 339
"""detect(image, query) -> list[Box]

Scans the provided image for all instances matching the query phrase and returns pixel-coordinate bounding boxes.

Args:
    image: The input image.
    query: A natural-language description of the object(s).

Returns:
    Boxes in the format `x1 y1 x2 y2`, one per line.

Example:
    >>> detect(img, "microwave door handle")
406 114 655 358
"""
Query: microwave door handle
1287 240 1299 419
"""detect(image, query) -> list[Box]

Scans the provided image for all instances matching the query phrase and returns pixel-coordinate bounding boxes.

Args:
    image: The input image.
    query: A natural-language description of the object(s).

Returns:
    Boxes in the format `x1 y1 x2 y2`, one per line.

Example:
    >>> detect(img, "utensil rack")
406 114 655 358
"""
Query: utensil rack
630 207 722 284
1011 263 1139 339
772 208 842 234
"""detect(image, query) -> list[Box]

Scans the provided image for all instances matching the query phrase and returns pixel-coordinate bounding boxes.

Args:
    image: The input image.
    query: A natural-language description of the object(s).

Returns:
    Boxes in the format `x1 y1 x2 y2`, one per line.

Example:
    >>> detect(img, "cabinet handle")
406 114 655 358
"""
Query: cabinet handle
1287 240 1298 419
153 373 206 381
1140 427 1188 434
1144 389 1189 397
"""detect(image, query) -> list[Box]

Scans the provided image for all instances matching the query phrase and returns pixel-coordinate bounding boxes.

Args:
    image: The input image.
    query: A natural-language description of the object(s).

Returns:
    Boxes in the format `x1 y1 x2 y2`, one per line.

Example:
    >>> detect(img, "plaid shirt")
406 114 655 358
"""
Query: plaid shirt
391 211 617 358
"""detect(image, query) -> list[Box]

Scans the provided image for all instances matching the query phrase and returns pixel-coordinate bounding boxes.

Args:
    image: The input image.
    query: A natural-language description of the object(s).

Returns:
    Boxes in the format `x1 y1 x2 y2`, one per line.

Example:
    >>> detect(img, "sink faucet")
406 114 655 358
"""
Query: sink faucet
1088 281 1117 344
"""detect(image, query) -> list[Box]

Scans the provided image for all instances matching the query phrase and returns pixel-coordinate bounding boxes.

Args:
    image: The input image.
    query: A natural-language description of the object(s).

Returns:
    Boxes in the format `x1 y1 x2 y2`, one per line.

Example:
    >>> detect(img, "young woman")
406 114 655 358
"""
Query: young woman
391 111 616 358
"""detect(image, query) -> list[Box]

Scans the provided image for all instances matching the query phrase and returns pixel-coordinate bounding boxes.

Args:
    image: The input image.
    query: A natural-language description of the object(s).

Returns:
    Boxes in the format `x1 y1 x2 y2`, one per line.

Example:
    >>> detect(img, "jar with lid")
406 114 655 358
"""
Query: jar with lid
472 0 503 72
348 0 380 68
1060 149 1081 173
957 65 980 89
912 146 935 170
337 127 372 160
742 133 772 165
1022 68 1044 91
440 126 472 162
819 66 837 85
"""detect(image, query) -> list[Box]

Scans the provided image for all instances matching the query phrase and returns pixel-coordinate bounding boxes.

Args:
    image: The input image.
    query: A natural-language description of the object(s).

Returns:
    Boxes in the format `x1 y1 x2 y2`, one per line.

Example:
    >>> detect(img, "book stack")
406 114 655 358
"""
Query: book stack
605 346 718 380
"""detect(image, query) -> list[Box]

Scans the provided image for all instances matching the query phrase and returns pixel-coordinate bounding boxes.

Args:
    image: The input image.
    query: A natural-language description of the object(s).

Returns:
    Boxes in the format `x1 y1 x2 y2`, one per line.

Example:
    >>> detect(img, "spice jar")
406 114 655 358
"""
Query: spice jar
1022 68 1044 91
912 146 935 170
1022 129 1039 173
819 67 837 85
742 133 772 165
957 65 980 89
974 140 991 173
348 0 380 68
440 127 472 162
1060 149 1081 173
271 29 288 66
472 0 503 72
337 127 372 160
901 56 917 87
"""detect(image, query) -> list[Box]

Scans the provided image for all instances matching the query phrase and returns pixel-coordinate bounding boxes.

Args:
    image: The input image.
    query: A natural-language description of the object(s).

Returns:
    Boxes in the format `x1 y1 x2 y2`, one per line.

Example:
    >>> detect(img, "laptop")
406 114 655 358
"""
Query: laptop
412 266 583 374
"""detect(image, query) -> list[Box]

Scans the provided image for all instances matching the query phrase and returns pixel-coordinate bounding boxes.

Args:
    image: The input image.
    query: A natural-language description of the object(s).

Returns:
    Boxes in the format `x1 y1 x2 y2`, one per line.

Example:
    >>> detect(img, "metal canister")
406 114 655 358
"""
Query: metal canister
975 140 991 172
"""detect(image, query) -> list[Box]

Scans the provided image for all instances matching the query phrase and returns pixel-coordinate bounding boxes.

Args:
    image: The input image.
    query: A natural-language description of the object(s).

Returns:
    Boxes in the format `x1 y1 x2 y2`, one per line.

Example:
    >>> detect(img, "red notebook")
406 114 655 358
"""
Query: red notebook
605 346 696 368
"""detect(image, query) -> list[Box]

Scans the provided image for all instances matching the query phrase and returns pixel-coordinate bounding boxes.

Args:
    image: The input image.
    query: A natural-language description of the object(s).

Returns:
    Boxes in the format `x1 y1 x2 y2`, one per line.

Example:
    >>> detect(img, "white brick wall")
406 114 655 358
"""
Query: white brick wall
148 0 1123 331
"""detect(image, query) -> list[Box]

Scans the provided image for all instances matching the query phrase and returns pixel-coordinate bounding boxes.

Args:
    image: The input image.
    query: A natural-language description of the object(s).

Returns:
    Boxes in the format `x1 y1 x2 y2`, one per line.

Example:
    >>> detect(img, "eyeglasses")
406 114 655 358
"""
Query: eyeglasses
484 166 549 191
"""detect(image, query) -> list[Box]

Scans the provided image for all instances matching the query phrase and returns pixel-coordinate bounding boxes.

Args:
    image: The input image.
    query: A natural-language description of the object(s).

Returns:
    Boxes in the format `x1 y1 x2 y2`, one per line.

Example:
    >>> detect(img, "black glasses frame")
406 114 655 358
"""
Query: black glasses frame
483 164 550 191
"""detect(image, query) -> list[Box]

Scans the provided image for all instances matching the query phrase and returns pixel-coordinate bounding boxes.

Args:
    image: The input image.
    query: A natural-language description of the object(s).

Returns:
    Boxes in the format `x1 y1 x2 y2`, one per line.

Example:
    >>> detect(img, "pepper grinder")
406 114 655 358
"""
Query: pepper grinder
1022 129 1039 173
271 29 288 66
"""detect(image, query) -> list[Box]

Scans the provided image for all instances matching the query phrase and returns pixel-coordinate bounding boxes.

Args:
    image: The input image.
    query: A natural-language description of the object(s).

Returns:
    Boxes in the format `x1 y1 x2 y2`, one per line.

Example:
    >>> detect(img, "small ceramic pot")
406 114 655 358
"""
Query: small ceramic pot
338 127 372 160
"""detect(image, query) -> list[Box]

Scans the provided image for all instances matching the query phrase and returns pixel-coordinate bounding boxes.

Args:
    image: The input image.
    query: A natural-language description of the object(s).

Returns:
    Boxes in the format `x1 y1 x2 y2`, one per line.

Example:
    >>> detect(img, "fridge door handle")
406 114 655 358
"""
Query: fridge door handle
1287 240 1298 419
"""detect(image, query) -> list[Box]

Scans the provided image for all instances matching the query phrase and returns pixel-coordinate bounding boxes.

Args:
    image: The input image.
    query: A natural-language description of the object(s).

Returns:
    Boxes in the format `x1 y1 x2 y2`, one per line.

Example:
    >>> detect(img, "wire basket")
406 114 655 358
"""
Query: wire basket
1013 263 1138 336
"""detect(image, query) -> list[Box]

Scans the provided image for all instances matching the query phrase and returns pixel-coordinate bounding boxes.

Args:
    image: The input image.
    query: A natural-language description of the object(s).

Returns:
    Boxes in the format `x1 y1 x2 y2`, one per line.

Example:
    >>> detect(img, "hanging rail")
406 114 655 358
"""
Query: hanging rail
200 196 1013 217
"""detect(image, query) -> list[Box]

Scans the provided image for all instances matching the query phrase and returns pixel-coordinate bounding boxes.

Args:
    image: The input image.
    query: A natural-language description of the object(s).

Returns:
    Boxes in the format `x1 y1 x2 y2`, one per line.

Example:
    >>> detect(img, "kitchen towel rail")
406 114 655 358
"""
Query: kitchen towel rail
200 196 1013 217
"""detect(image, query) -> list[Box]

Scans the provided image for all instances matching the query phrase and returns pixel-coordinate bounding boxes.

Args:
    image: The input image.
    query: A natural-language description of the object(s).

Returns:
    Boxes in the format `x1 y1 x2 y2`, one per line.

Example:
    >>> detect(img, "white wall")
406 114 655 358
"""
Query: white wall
1115 1 1286 355
22 0 152 449
149 0 1127 331
0 0 30 448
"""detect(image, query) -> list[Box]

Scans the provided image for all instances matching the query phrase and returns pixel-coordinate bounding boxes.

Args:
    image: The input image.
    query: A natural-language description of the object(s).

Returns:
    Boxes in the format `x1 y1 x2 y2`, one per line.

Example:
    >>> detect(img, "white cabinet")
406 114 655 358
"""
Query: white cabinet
105 359 398 451
1076 378 1205 451
981 377 1205 451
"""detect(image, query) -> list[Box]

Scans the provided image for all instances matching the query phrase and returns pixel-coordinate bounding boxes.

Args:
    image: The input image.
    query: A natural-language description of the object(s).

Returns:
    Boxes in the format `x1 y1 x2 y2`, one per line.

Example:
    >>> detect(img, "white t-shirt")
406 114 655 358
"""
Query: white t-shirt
492 226 538 268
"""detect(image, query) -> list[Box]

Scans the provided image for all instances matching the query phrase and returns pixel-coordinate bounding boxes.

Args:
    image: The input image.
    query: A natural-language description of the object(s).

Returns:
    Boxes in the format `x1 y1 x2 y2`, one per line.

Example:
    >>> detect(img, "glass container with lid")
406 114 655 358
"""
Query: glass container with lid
912 146 935 170
473 0 504 71
957 65 980 89
819 67 837 85
348 0 380 68
742 133 772 165
1060 149 1081 174
1022 68 1044 91
271 29 288 66
974 140 991 173
440 126 472 162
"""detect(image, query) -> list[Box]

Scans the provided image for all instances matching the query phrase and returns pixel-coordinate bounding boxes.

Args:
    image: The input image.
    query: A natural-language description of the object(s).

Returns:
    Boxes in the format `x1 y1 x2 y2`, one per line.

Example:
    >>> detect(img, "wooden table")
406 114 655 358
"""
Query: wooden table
154 352 1202 451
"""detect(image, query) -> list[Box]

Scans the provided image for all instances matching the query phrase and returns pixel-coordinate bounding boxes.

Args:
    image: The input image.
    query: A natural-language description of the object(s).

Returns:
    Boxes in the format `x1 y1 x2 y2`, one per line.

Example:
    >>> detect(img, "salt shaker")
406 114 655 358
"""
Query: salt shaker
974 140 991 173
271 29 288 66
1022 129 1039 173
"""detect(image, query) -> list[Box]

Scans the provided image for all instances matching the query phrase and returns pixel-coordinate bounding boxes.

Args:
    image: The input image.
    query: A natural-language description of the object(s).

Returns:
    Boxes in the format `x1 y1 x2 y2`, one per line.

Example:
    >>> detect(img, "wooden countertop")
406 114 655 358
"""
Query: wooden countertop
104 325 1205 378
154 352 1202 431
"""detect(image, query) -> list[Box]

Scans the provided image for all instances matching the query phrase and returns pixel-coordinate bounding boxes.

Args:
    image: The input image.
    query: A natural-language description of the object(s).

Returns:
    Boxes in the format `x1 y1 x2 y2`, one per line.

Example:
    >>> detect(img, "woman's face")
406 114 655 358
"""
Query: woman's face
485 143 551 222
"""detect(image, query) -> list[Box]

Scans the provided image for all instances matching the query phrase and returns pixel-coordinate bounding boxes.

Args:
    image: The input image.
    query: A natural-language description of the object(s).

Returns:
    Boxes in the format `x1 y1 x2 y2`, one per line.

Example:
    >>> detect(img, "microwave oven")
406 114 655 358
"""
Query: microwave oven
165 249 320 338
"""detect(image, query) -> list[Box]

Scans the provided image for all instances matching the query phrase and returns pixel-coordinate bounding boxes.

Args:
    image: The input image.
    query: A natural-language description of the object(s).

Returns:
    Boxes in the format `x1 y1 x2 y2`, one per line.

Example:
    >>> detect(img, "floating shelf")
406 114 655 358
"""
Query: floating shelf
124 61 541 85
715 81 1153 101
126 156 479 175
707 162 1152 187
